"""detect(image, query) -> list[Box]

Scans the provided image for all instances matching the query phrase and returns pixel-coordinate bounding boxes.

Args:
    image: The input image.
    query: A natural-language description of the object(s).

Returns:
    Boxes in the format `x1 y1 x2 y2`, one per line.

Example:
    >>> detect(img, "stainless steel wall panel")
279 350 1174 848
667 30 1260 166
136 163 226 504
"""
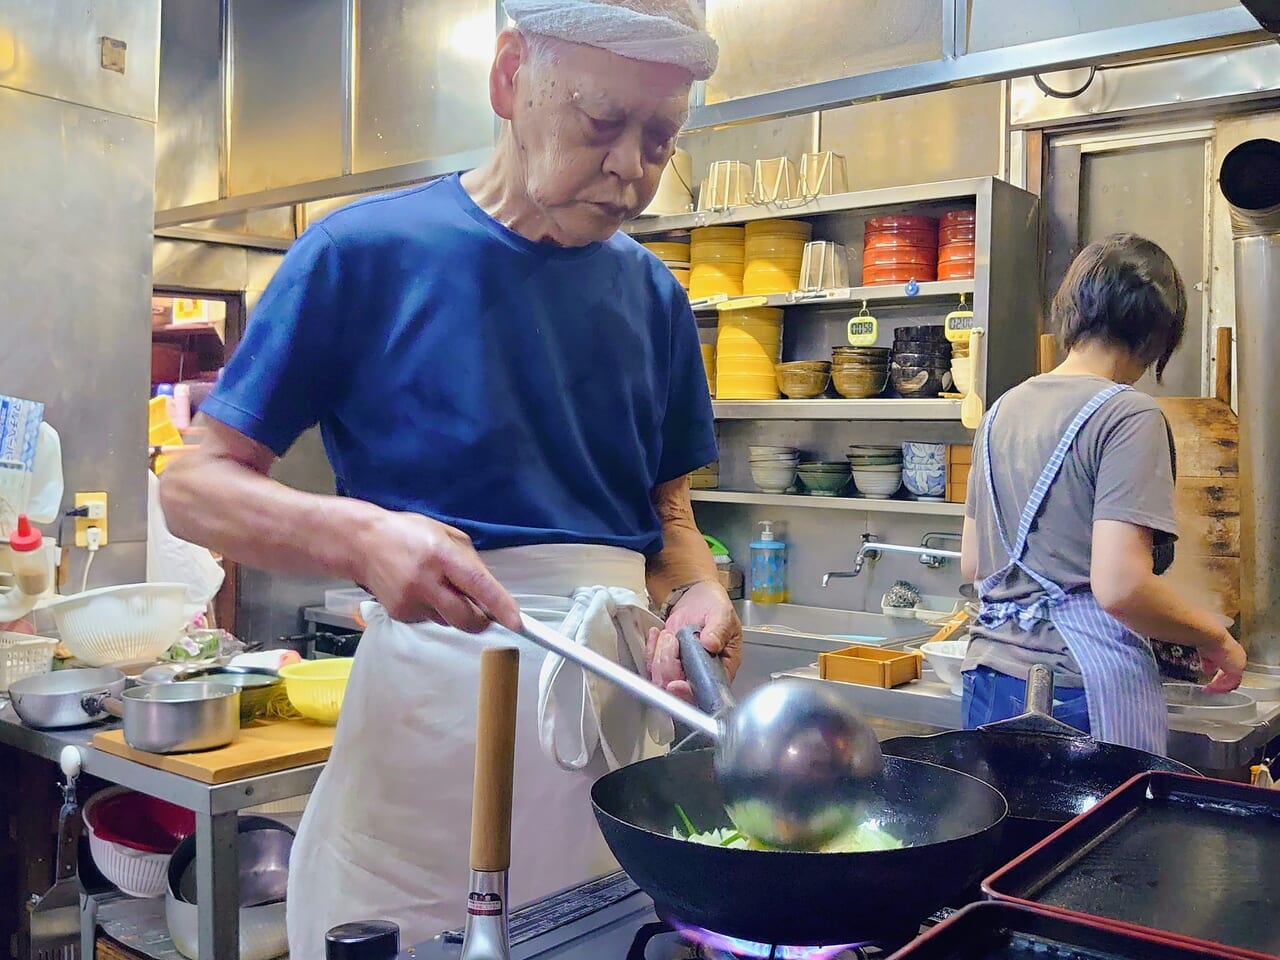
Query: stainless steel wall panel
705 0 942 104
353 0 497 172
969 0 1236 53
228 0 346 194
819 84 1003 192
680 114 815 197
1011 44 1280 129
1 88 154 550
152 241 285 314
0 0 160 120
156 0 221 210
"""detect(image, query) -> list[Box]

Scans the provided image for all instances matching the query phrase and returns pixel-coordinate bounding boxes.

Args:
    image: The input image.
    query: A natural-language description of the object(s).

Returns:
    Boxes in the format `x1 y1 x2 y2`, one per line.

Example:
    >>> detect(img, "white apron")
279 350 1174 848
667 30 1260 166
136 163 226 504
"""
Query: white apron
285 544 670 959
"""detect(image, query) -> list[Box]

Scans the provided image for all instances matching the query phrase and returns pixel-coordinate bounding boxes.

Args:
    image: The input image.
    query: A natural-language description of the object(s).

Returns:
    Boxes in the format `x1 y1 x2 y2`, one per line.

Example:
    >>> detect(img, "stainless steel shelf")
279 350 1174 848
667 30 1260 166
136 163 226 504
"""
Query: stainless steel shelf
691 280 974 315
626 178 990 236
712 398 962 421
690 489 965 516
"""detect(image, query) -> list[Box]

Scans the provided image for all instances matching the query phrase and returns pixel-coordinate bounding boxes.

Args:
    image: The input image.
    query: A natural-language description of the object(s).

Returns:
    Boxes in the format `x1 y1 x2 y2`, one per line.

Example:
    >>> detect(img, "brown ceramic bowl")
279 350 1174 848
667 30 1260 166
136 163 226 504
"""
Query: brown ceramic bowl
832 364 889 399
776 362 832 399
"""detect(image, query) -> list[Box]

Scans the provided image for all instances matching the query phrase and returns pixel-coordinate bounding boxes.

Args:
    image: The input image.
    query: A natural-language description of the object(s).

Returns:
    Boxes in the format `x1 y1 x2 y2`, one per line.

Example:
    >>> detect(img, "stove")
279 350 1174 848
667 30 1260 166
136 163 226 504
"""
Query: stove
404 874 944 960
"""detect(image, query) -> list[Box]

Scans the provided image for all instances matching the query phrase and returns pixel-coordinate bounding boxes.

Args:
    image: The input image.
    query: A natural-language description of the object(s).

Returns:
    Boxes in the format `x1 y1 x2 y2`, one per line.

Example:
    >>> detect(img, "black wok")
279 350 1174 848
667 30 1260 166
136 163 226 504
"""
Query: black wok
881 663 1196 865
591 749 1007 946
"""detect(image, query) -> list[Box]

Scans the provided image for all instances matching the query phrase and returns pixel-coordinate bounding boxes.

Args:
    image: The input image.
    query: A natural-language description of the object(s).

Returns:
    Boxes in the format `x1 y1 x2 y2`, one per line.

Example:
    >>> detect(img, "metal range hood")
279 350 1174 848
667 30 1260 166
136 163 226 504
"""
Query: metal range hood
1219 138 1280 672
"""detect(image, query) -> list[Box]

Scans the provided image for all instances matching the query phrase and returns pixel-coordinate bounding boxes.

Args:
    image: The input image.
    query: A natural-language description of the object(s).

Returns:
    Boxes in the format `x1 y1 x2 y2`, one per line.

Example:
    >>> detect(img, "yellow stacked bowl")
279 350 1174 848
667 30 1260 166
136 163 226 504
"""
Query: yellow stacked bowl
643 239 692 291
715 307 783 399
690 226 745 300
743 219 812 296
700 342 716 395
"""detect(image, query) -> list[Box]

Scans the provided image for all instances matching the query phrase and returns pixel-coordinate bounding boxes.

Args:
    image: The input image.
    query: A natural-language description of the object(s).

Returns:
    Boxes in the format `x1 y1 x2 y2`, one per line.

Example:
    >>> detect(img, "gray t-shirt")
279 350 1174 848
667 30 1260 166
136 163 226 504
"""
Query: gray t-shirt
964 374 1177 686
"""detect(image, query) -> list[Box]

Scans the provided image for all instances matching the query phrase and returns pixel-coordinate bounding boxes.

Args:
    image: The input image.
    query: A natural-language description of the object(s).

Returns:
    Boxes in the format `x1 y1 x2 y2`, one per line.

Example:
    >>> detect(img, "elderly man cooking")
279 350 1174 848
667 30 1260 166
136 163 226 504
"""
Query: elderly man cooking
160 0 737 955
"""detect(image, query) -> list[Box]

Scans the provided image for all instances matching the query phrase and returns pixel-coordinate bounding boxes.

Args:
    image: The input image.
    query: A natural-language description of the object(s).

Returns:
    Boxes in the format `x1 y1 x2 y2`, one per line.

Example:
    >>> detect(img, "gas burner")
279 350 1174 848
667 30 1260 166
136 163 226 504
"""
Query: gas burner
645 920 872 960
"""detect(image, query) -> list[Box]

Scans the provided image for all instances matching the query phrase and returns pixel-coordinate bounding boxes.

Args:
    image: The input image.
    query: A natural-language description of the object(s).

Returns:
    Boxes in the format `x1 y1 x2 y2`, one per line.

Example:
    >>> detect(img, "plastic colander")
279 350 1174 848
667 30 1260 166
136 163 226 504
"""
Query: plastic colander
46 582 187 666
278 657 353 724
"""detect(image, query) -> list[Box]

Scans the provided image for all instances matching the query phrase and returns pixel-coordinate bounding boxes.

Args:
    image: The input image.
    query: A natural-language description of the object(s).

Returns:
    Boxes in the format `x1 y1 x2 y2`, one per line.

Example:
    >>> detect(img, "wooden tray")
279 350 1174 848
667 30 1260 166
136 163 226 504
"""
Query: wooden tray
92 719 334 784
819 644 922 688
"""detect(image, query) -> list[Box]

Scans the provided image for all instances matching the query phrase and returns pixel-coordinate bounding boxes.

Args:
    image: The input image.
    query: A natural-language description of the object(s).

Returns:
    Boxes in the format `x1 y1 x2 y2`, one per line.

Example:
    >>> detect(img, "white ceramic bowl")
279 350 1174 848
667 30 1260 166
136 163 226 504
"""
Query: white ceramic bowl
851 469 902 499
749 445 796 456
750 464 798 493
921 639 969 695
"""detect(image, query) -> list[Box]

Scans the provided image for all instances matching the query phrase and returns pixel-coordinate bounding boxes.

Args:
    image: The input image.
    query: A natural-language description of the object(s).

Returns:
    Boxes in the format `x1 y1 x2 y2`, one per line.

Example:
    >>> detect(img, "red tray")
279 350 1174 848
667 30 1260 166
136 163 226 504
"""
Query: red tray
983 771 1280 960
864 246 938 268
865 229 937 249
937 261 975 280
888 902 1242 959
939 223 976 245
863 265 937 285
866 214 938 233
937 241 976 264
940 208 976 228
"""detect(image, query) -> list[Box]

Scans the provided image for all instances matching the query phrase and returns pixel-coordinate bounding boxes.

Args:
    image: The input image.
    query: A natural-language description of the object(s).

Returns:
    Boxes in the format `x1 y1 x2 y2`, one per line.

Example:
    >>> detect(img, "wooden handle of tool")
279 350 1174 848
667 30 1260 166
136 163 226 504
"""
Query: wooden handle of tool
1215 326 1233 404
470 646 520 872
1038 333 1059 374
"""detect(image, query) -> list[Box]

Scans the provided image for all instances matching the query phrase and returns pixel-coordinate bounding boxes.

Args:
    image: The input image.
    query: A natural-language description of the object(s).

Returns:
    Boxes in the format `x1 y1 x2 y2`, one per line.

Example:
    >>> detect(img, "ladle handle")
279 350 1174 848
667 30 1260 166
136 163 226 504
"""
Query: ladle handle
1025 663 1055 716
676 627 736 718
470 646 519 873
517 615 719 739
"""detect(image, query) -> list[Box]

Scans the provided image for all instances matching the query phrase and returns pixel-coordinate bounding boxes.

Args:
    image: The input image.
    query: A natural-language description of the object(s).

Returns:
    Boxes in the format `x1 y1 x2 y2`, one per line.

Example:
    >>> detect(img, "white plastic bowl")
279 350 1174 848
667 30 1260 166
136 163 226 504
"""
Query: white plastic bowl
83 787 174 898
921 639 969 695
47 582 187 666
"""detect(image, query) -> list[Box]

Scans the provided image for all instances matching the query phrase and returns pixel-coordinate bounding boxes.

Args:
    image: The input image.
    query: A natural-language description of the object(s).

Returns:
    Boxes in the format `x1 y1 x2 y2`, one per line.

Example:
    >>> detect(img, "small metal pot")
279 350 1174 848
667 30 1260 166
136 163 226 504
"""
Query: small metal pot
173 666 284 724
8 668 126 729
92 683 240 753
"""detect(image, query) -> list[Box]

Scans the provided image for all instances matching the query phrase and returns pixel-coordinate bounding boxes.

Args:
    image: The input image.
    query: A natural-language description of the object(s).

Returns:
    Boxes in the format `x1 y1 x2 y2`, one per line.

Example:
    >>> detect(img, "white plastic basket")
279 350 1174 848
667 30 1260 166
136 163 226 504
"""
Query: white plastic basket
0 632 56 691
47 582 187 666
83 787 173 898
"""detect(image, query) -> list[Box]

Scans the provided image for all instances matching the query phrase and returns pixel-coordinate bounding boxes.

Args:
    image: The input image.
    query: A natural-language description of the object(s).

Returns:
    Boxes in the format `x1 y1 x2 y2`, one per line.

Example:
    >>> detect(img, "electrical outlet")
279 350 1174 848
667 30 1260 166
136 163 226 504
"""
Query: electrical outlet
74 492 108 547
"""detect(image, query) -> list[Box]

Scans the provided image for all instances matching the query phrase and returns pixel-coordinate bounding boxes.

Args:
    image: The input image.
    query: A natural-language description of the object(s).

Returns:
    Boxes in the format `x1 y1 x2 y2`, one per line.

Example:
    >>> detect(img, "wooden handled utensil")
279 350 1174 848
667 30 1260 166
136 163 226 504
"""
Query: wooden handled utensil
460 646 520 960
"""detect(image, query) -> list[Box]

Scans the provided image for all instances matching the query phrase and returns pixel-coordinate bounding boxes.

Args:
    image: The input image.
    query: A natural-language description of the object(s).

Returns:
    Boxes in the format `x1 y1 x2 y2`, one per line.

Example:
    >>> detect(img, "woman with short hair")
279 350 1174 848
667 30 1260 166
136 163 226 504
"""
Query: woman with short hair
960 233 1246 755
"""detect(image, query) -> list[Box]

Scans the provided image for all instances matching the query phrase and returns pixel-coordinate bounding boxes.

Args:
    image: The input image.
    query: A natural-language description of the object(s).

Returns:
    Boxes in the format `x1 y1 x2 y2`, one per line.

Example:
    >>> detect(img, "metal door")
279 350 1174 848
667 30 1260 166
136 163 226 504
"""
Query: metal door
1043 128 1213 397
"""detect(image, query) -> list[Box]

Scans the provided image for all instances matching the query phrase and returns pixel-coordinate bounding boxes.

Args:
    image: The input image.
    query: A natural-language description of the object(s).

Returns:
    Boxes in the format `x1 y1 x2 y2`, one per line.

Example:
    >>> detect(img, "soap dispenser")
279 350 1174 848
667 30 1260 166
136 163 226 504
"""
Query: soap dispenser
749 521 788 604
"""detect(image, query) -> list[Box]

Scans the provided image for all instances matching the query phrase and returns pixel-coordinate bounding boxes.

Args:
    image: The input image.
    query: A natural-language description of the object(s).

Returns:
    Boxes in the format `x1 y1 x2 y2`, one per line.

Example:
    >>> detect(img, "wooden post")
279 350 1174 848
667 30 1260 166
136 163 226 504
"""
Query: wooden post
1038 334 1059 374
1215 326 1234 405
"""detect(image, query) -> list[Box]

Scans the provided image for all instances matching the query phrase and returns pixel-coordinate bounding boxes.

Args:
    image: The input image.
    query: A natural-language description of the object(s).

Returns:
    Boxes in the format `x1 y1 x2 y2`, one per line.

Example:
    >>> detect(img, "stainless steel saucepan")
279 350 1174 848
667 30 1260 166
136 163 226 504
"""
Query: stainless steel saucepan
91 682 241 753
8 668 126 729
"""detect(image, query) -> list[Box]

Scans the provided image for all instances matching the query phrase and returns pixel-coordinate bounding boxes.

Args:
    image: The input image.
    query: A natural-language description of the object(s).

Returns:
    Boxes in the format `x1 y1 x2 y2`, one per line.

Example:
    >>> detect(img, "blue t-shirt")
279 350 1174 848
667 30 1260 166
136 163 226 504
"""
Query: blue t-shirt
201 175 717 556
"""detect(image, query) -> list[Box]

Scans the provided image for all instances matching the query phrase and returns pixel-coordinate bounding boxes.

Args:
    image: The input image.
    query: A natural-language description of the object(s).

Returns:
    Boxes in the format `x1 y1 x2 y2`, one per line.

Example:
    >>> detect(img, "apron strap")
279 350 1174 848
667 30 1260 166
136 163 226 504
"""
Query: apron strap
980 396 1015 559
1009 383 1130 558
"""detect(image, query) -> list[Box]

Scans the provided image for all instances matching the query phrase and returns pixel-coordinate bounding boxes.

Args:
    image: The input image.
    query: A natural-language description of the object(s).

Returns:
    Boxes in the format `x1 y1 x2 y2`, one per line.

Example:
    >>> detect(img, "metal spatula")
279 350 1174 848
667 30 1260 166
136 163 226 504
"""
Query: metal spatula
28 746 84 960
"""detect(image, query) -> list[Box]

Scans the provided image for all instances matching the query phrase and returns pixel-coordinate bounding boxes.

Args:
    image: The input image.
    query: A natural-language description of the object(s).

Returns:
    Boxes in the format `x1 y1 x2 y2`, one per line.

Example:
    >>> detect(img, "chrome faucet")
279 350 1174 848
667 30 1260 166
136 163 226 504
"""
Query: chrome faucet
821 533 963 586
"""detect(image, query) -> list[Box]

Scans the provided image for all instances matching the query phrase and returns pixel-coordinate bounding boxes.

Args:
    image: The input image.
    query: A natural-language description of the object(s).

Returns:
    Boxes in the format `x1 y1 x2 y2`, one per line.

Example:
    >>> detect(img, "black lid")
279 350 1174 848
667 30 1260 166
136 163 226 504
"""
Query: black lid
325 921 400 960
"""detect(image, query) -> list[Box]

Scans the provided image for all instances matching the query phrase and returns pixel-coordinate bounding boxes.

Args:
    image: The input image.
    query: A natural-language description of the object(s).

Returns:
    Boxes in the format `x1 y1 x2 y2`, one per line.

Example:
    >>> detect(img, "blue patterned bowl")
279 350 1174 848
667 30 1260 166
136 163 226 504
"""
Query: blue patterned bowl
902 442 946 498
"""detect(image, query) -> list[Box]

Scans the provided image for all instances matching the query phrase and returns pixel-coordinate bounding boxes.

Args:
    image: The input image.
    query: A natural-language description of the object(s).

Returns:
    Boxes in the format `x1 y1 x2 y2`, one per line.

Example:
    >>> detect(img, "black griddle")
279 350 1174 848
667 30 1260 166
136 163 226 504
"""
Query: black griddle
983 772 1280 960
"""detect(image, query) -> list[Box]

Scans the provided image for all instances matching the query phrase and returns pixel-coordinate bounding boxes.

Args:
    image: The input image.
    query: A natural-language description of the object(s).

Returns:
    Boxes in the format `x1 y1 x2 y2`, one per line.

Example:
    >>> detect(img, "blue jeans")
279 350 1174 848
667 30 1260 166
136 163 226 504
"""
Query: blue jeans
961 665 1091 734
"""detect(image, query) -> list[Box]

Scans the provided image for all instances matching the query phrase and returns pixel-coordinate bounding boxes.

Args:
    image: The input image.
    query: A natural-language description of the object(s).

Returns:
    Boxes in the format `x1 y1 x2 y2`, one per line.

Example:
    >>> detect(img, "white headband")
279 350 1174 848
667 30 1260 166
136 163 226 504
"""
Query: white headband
503 0 718 80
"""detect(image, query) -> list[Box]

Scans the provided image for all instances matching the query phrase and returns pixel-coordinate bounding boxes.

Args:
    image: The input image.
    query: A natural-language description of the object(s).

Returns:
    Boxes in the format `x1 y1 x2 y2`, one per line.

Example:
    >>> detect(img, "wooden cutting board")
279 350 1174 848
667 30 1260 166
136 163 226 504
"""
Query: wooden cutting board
92 719 334 784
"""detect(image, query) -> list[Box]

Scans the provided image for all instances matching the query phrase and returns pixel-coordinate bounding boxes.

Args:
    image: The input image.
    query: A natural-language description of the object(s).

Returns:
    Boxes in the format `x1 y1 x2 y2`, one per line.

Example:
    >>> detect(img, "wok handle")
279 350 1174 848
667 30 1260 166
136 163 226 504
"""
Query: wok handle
82 692 122 719
676 627 736 718
469 646 519 873
1025 663 1055 716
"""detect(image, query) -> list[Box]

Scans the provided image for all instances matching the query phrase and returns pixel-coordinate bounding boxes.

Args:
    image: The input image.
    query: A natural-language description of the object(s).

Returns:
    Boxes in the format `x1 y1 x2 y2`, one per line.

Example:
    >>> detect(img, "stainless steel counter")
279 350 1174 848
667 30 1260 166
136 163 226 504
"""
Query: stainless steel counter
779 666 1280 773
0 702 322 960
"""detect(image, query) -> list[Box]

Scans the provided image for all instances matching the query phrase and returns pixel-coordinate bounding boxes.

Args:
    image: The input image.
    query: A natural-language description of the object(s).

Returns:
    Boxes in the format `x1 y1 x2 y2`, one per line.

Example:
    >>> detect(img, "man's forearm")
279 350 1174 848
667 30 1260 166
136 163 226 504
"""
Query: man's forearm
161 449 379 583
646 477 717 605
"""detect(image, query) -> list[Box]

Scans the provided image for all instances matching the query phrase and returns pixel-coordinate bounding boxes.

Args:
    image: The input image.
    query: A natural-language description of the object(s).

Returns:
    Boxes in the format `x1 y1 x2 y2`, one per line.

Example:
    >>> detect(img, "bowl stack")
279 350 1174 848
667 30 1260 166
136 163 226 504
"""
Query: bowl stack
716 307 783 399
847 445 904 499
743 219 812 296
891 325 952 399
831 346 890 398
902 441 947 500
797 460 852 497
642 236 692 290
749 445 799 493
937 209 976 281
700 343 715 395
862 215 939 286
775 360 831 399
690 226 745 300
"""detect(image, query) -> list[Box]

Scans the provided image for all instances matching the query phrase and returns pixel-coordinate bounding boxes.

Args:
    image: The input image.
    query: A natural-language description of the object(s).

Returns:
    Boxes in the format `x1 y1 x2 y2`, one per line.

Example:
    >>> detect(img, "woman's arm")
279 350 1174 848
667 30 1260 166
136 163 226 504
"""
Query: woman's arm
1091 519 1246 691
961 516 979 583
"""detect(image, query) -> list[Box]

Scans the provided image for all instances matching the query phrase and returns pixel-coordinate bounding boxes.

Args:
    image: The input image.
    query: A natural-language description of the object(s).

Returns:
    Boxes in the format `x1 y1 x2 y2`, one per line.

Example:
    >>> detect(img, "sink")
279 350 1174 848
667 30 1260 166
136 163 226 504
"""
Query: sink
733 601 932 698
736 601 930 647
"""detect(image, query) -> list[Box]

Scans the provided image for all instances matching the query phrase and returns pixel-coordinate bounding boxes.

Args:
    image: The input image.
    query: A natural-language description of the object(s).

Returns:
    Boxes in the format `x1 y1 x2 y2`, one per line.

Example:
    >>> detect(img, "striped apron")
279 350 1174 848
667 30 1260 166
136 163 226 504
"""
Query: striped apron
974 383 1168 755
